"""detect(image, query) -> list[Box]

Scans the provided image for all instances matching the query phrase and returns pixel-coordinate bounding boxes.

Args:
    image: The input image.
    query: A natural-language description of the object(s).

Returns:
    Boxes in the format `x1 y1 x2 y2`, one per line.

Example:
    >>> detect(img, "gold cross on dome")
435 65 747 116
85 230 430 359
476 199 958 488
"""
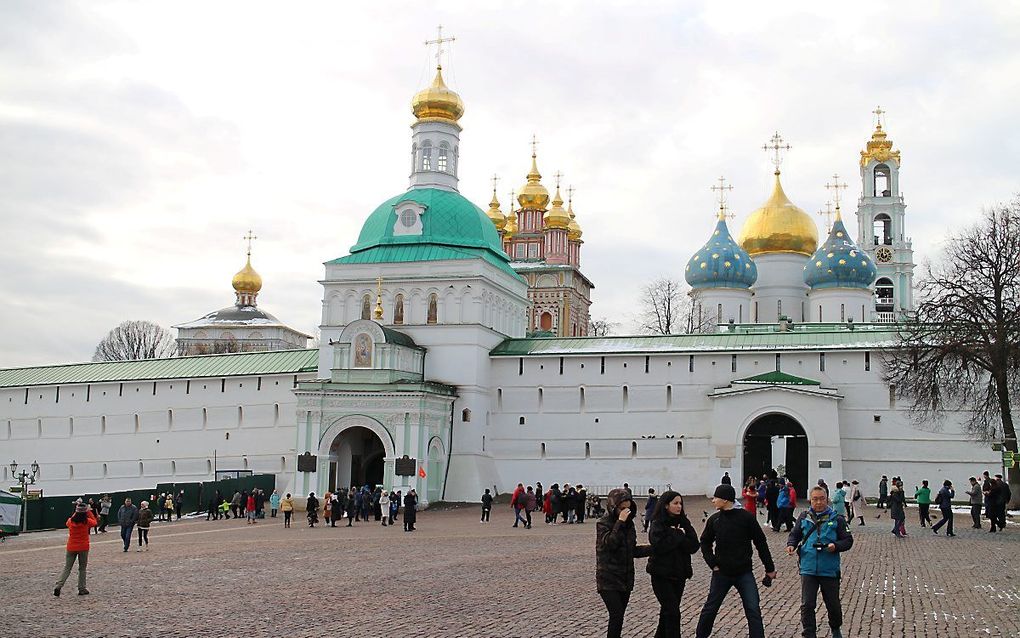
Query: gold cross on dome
243 230 257 256
872 105 886 128
425 25 456 68
817 201 835 232
566 185 576 205
763 132 791 174
710 176 734 220
553 171 564 189
491 173 500 195
825 173 848 210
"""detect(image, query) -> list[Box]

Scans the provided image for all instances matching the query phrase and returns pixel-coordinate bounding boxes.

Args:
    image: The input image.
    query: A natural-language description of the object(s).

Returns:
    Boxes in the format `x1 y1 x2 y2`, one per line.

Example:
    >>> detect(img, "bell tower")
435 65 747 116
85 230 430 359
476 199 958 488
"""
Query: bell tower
855 107 915 318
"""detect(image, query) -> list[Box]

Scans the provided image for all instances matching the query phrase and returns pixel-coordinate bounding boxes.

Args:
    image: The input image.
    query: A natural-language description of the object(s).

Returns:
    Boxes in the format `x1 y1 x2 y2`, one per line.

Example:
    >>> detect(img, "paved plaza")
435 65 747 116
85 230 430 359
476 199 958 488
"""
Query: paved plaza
1 499 1018 637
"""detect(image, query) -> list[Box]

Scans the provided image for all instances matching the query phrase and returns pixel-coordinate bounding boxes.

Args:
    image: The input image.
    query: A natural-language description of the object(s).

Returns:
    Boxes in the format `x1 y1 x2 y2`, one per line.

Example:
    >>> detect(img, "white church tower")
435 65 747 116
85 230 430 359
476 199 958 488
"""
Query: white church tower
855 108 915 319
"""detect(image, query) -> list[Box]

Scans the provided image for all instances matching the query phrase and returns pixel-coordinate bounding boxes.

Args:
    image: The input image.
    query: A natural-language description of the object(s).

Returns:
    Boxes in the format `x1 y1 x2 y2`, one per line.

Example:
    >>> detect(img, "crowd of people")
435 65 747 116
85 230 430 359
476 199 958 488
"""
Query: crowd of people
497 482 596 528
309 485 420 532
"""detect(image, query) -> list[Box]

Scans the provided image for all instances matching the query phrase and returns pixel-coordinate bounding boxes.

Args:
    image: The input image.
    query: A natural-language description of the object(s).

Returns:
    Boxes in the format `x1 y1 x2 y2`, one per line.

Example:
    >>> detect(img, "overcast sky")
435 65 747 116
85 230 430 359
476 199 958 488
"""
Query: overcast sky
2 2 1019 367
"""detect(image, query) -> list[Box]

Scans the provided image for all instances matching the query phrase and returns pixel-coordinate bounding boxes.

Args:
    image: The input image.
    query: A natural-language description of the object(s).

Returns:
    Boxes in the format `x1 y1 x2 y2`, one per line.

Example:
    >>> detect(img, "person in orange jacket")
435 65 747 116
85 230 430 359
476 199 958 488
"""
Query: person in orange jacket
53 500 98 596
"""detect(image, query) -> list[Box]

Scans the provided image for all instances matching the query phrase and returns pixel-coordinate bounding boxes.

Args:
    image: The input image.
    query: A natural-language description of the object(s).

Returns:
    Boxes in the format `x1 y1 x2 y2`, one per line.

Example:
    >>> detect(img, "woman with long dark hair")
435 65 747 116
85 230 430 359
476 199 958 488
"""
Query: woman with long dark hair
646 490 700 637
53 500 97 596
596 488 652 638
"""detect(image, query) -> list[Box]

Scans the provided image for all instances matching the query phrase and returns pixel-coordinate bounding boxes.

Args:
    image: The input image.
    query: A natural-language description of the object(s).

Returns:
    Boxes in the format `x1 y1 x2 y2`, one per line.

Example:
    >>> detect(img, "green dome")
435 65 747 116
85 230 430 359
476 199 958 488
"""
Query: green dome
350 188 505 255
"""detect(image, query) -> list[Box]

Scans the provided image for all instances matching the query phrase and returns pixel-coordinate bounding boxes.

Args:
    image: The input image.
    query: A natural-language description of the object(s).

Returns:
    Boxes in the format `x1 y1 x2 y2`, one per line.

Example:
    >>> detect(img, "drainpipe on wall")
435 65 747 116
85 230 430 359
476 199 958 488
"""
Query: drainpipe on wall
441 398 455 501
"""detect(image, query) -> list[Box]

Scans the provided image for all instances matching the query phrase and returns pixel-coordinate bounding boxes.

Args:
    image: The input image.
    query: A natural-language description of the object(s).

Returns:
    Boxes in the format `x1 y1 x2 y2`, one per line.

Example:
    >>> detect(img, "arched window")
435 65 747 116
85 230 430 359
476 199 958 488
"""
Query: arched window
361 294 371 320
540 312 553 331
875 278 894 311
427 293 438 324
393 294 404 325
438 142 449 172
421 140 432 170
873 214 892 246
873 163 891 197
411 142 417 173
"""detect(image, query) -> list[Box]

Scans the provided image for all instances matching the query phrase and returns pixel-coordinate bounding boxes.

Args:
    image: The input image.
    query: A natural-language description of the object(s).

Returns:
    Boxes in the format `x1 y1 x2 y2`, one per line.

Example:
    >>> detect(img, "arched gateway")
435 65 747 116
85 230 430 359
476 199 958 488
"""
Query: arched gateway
328 426 386 490
742 413 808 499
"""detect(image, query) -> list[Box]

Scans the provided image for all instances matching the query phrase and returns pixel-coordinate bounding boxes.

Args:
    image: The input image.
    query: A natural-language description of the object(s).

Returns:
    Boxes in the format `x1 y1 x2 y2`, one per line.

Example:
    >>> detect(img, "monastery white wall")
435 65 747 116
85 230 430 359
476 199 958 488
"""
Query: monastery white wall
0 372 314 497
483 348 1000 498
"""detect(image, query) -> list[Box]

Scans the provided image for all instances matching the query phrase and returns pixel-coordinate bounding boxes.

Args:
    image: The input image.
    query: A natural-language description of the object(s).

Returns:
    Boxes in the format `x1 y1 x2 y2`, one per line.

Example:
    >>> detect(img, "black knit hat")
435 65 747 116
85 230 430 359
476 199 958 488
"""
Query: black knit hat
713 484 736 502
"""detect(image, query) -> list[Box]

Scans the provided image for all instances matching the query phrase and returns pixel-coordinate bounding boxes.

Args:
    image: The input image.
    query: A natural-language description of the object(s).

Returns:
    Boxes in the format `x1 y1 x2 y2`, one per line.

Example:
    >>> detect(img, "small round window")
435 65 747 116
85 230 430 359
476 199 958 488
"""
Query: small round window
400 210 417 228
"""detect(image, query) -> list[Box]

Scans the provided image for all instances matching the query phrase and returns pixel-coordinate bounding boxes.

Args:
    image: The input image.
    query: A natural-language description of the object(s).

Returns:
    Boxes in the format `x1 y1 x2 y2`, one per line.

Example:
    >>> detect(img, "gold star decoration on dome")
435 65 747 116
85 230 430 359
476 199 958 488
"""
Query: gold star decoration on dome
763 132 791 174
425 25 455 68
711 176 735 221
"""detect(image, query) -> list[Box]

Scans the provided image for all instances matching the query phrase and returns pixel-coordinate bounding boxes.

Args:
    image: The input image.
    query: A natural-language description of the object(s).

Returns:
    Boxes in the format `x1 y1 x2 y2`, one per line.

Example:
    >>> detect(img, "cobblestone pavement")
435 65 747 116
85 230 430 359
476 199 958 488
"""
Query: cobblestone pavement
1 500 1017 637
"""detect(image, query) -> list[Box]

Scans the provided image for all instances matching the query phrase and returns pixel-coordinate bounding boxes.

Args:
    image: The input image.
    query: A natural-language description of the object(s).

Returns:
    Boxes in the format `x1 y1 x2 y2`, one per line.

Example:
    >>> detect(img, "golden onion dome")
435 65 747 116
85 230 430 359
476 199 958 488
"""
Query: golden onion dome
738 172 819 257
231 255 263 294
517 153 550 210
544 184 571 230
504 210 518 239
411 66 465 123
567 198 582 241
485 190 506 231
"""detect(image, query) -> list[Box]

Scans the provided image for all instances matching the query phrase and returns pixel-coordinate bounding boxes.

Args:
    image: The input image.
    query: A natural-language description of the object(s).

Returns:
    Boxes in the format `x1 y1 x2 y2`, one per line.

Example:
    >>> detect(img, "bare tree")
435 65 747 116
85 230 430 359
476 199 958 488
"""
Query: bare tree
92 320 178 362
637 277 705 335
589 318 617 337
882 199 1020 506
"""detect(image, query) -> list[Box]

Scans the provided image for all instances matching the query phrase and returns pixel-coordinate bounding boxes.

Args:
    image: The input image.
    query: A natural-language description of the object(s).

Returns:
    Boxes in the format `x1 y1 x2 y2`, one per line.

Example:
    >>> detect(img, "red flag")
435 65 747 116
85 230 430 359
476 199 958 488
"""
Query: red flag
418 466 427 478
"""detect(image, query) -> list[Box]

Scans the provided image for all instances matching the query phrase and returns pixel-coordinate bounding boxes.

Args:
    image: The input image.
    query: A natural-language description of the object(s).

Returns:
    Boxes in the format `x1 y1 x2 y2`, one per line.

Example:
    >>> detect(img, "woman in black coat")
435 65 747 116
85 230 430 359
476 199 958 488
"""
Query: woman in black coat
403 489 418 532
596 488 652 638
646 490 700 638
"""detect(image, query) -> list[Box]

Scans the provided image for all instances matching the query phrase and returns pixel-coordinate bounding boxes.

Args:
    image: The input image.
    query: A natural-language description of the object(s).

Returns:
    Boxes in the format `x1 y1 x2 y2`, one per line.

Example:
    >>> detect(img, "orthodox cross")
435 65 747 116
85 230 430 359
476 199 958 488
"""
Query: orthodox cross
710 176 735 220
243 230 257 256
508 189 516 214
872 105 886 128
763 132 791 174
491 173 500 197
817 201 835 232
553 170 564 189
373 276 384 320
825 173 848 212
425 25 455 68
566 185 576 207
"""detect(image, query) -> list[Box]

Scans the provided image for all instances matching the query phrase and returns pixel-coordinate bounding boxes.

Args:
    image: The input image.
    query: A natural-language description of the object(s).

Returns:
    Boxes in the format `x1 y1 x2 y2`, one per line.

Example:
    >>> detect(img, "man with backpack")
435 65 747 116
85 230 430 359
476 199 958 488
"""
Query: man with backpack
786 486 853 638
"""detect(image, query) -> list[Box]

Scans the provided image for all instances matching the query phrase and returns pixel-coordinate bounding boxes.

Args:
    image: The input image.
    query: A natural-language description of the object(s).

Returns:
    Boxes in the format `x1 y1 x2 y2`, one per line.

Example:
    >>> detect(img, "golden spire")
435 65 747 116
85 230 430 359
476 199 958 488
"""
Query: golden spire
517 135 550 210
860 106 900 167
411 27 463 123
544 171 571 229
231 230 263 304
485 174 506 231
504 188 518 239
373 276 384 320
566 185 583 241
711 176 735 222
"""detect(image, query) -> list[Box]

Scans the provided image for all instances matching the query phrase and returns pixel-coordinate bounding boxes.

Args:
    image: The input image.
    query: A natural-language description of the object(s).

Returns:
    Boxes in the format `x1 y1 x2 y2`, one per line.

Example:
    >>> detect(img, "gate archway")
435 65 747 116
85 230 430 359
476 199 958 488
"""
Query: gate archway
742 413 808 498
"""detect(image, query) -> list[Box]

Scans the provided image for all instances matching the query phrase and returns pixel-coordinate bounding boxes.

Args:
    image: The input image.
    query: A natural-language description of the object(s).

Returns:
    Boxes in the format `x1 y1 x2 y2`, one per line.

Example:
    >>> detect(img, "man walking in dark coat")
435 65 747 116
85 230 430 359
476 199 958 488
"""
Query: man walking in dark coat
403 489 417 531
695 484 776 638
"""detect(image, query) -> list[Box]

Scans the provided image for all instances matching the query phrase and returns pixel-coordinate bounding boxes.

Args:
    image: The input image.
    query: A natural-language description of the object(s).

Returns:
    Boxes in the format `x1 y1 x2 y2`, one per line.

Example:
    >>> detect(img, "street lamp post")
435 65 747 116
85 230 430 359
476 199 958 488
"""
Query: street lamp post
9 460 39 533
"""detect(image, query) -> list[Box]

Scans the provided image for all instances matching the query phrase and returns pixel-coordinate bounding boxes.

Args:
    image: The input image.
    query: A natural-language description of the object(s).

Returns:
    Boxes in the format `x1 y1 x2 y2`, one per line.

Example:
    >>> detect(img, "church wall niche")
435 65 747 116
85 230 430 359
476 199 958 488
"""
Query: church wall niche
204 405 238 430
103 413 135 435
105 460 142 479
137 410 170 433
541 387 580 413
40 417 71 438
542 440 586 459
169 407 204 431
240 404 277 428
583 386 624 413
625 386 668 412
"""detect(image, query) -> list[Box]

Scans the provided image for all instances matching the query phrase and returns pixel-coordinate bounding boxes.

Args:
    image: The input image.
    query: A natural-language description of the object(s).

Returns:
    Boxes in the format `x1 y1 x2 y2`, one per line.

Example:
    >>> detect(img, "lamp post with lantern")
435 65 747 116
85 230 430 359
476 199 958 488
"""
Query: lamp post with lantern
9 460 39 532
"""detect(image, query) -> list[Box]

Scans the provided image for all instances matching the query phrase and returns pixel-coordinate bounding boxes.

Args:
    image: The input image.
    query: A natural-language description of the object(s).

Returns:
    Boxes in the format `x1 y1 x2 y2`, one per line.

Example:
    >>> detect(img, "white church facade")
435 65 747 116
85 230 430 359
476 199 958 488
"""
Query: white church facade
0 57 998 505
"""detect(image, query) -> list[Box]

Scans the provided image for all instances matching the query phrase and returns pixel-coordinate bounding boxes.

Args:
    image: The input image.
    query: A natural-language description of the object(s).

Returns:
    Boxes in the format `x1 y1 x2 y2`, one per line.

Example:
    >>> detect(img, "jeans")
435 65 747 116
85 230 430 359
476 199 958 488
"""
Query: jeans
598 589 631 638
284 511 292 527
137 527 149 546
970 504 982 528
918 503 930 526
931 507 953 534
54 550 89 592
120 524 134 550
650 576 686 638
800 574 842 637
524 510 532 527
695 570 764 638
513 506 525 526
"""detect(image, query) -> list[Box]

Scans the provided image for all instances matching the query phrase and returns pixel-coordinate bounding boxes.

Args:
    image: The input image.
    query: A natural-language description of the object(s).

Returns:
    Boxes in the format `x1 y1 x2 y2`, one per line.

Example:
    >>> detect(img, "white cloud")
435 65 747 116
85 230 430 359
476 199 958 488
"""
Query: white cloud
1 1 1018 365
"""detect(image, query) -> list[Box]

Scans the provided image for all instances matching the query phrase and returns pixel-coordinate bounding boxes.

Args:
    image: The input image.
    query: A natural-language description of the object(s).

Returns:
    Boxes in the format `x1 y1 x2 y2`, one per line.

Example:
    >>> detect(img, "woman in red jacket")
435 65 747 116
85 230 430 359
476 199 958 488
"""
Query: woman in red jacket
53 500 98 596
246 493 257 524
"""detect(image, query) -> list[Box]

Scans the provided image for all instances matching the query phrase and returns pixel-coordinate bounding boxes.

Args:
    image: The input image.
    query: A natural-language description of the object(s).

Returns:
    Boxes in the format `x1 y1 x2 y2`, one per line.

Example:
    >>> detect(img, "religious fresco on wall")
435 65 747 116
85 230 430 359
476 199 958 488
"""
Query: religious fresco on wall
354 333 373 367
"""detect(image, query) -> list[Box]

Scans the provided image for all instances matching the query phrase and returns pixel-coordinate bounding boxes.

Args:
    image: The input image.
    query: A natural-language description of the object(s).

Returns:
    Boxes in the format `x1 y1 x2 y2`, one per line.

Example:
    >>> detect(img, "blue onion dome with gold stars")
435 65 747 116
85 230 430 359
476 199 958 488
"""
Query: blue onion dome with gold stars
685 211 757 289
803 212 877 289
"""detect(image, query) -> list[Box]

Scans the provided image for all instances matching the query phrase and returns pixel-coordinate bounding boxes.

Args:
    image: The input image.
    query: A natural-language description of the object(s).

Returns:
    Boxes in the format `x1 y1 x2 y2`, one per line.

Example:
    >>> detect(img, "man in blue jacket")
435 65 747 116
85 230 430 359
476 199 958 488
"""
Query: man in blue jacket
786 486 853 638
